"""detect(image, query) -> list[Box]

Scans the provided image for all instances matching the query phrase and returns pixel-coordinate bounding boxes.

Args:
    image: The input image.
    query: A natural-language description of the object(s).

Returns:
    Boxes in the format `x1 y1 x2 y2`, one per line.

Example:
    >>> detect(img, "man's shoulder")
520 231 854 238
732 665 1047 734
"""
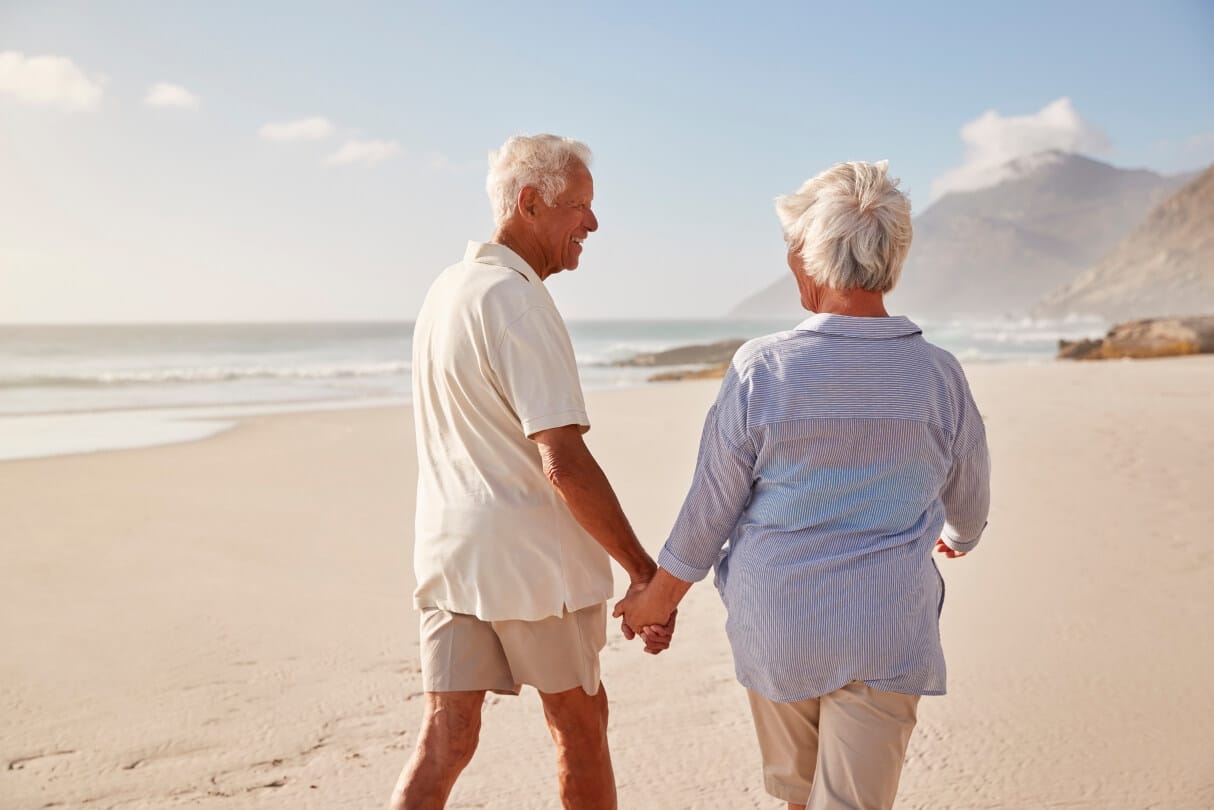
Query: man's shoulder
426 256 544 316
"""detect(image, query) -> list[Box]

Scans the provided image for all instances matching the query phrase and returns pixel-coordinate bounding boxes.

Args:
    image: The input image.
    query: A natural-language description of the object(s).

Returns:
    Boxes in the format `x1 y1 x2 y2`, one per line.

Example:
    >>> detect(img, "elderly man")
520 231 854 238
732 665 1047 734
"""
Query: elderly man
387 134 669 810
615 161 991 810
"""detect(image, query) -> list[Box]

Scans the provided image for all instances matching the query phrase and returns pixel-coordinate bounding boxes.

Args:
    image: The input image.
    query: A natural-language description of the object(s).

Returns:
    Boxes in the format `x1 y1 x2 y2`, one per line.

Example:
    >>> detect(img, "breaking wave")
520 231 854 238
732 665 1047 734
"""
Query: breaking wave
0 361 412 389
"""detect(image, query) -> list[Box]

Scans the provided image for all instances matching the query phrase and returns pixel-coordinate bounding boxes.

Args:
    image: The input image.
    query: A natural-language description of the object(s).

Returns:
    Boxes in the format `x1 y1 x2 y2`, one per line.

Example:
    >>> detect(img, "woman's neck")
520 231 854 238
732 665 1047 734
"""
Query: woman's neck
811 287 889 317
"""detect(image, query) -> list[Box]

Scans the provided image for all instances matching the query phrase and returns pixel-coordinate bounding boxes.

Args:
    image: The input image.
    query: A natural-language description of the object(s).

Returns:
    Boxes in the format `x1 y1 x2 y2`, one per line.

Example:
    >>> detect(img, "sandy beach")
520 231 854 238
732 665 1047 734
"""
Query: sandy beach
3 358 1213 809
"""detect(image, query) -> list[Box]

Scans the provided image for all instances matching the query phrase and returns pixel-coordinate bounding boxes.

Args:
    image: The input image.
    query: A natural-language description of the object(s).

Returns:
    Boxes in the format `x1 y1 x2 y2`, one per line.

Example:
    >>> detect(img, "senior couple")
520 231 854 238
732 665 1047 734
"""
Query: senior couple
388 134 990 810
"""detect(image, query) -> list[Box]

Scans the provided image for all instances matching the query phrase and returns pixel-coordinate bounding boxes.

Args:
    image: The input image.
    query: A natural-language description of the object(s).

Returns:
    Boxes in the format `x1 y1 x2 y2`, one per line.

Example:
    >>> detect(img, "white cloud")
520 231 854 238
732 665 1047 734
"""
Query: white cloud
931 97 1110 200
258 117 335 142
325 139 401 166
144 81 199 110
0 51 105 111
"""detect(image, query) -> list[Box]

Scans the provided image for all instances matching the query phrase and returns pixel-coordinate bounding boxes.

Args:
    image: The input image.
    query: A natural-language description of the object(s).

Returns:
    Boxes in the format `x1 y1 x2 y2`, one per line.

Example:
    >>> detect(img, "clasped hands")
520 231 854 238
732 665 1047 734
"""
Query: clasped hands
613 580 678 655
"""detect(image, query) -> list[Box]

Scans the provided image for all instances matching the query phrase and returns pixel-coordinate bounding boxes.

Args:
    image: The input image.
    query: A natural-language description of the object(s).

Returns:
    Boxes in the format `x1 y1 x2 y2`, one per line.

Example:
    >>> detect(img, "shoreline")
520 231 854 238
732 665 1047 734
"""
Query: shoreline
0 352 1199 463
0 397 409 463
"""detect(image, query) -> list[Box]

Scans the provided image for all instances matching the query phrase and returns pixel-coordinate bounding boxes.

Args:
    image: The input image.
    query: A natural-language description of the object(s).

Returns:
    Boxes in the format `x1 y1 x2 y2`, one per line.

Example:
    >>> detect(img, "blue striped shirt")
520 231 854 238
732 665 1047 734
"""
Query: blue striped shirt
657 314 990 702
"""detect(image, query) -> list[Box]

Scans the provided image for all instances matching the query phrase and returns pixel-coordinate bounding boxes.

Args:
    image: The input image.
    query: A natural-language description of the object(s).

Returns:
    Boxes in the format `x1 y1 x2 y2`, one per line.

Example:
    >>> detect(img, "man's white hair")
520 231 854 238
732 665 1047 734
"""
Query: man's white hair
486 134 593 226
775 160 913 293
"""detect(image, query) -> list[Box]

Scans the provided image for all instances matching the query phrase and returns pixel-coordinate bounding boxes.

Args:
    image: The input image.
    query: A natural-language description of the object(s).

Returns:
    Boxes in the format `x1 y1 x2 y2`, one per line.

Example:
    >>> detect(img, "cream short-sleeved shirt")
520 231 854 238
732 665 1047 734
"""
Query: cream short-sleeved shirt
410 241 614 622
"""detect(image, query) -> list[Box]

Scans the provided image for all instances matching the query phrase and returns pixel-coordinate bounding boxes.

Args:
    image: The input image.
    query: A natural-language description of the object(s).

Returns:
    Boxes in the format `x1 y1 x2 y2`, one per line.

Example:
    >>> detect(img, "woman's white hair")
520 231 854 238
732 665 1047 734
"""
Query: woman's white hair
486 134 593 226
775 160 913 293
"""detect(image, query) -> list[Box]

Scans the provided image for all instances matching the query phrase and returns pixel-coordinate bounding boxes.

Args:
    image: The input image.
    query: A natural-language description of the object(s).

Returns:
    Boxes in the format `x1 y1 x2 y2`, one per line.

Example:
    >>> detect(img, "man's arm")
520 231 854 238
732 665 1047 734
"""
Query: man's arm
530 425 674 653
531 424 656 583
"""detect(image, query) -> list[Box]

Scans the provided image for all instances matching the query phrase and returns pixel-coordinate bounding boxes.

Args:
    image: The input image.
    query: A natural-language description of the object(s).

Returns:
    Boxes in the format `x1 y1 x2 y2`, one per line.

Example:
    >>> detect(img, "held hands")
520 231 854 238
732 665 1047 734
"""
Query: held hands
934 538 968 559
613 580 678 655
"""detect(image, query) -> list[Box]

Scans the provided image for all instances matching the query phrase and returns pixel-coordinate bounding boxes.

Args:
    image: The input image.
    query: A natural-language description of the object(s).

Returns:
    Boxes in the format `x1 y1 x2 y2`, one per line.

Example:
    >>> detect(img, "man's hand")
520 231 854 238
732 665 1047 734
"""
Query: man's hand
935 538 968 559
617 579 647 642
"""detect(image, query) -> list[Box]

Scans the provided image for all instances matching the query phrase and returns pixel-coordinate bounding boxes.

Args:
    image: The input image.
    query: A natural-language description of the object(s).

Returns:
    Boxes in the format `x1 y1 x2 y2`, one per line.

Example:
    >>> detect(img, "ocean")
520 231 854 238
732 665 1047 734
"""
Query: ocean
0 317 1104 460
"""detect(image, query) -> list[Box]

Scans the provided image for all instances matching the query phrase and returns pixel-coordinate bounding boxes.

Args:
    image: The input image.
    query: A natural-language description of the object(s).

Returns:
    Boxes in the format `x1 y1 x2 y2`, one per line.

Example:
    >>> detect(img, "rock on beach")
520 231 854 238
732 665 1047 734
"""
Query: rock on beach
1057 315 1214 360
610 339 745 368
609 338 744 382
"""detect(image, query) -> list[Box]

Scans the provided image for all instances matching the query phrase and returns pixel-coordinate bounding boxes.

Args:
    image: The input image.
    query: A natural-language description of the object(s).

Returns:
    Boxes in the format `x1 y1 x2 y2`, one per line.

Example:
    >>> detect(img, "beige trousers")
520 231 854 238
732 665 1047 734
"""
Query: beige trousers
747 681 920 809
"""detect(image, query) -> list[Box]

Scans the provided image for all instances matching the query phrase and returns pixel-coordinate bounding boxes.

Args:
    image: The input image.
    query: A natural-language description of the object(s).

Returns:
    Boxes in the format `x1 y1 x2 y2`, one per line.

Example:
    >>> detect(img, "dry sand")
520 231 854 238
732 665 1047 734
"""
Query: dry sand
3 358 1213 809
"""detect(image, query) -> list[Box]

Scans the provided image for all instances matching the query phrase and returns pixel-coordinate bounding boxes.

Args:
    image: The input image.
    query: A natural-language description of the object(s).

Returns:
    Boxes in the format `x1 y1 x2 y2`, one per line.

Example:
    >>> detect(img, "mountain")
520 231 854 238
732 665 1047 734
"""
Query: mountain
731 152 1190 319
1034 165 1214 321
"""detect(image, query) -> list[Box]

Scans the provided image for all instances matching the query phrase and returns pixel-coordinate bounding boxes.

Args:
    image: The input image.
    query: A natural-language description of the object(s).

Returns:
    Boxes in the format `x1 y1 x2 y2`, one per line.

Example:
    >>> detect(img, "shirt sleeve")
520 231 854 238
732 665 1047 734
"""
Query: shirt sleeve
940 374 991 553
490 306 590 437
658 365 757 583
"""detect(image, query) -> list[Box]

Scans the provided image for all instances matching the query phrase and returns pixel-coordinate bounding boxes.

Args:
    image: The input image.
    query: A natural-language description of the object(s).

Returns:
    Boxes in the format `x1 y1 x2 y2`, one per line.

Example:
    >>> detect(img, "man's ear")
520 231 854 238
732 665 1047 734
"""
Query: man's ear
517 186 540 221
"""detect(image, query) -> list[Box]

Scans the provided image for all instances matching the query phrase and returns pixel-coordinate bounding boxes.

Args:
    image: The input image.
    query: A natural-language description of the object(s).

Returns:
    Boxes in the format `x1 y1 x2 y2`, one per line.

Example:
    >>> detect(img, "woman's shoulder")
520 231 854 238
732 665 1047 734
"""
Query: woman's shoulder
727 329 803 374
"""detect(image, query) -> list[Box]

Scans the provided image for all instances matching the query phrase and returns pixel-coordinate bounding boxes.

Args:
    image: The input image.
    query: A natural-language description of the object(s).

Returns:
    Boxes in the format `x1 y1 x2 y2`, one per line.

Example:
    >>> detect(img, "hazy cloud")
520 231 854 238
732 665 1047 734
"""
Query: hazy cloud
424 152 482 173
1185 131 1214 151
144 81 199 110
258 117 335 142
0 51 105 111
931 97 1110 200
325 139 401 166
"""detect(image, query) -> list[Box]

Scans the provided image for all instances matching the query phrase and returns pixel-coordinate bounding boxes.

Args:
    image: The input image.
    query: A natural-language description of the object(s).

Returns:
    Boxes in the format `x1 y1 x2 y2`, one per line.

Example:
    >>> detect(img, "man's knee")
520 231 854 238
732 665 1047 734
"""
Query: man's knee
542 684 609 749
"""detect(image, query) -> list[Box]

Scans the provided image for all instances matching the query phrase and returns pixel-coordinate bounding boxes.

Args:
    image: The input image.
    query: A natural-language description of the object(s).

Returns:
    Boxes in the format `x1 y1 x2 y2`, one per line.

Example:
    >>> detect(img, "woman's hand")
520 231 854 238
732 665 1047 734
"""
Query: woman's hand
935 538 968 558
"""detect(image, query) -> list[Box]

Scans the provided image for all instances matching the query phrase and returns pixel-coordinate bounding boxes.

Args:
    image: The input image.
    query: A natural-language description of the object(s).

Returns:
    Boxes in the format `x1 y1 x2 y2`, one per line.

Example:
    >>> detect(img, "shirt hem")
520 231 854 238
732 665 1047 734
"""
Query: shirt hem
413 589 612 623
737 673 946 703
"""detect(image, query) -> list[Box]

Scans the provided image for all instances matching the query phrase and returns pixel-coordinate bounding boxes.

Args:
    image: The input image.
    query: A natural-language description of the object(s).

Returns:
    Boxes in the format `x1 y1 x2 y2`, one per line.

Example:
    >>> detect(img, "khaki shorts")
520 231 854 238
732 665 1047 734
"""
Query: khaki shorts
747 681 920 809
419 603 606 696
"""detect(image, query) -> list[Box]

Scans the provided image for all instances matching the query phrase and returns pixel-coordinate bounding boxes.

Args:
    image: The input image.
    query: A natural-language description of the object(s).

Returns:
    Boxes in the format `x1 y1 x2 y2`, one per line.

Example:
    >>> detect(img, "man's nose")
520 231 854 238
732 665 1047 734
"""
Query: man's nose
584 207 598 232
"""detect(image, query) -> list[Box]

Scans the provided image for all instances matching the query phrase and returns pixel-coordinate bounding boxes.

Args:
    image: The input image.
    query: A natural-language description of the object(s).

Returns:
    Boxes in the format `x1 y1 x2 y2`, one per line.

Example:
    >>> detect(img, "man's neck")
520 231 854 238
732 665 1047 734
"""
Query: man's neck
491 229 549 281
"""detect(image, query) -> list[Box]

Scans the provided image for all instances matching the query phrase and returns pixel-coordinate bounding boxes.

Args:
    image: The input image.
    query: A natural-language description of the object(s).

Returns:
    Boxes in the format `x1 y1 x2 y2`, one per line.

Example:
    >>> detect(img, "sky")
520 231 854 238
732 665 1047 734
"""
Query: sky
2 1 1212 323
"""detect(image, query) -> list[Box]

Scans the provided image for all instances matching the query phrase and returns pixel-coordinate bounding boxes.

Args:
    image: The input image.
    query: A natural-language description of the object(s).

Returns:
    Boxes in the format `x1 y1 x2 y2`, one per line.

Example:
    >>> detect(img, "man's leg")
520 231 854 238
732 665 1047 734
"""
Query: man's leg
806 681 919 810
539 683 616 810
390 606 520 810
387 690 486 810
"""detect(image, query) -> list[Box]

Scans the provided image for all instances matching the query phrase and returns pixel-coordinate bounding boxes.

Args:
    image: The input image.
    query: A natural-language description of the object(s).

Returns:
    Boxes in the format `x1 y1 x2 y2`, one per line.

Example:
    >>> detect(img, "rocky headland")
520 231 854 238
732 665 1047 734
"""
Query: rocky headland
1036 166 1214 321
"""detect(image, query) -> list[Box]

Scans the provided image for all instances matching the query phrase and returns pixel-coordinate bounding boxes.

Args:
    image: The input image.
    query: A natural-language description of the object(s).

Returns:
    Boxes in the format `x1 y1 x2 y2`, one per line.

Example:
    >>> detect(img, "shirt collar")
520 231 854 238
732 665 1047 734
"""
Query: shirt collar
465 241 541 285
794 312 923 339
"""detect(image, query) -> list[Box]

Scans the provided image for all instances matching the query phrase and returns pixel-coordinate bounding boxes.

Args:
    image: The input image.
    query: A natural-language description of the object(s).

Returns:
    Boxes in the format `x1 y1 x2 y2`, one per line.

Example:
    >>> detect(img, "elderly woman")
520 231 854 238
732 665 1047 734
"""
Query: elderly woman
615 161 990 810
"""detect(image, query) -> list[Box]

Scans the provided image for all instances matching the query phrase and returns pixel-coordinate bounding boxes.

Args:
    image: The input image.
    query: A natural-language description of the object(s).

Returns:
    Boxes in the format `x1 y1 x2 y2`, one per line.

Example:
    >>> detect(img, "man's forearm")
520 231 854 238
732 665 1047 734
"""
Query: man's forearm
538 433 656 582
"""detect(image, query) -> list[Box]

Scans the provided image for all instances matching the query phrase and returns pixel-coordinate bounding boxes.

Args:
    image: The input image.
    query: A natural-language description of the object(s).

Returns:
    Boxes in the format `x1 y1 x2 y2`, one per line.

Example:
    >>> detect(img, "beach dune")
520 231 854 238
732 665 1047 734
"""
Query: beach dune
2 360 1213 808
